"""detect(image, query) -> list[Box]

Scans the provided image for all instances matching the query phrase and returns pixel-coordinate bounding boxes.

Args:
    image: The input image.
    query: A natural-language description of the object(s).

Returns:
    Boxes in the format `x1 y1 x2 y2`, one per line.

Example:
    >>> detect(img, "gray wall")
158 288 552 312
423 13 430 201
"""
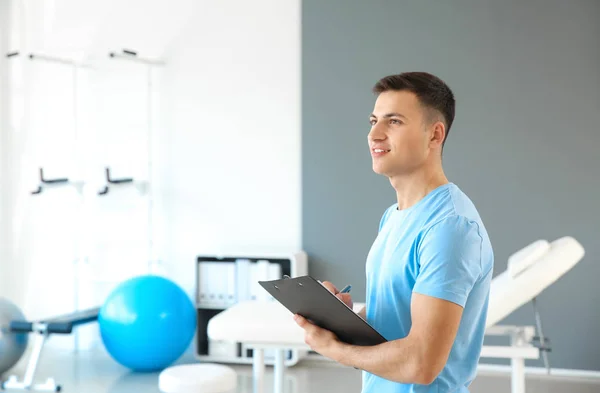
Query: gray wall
302 0 600 371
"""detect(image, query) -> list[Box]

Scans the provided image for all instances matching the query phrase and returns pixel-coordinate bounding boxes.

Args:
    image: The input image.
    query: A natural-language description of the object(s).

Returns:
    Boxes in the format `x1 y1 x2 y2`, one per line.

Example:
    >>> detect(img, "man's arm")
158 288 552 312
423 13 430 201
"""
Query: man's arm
332 293 463 385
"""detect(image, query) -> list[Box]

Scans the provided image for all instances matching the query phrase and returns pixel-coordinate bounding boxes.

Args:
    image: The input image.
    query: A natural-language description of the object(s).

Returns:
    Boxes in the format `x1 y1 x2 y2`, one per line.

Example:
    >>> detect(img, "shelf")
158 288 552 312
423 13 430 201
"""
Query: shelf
194 251 308 367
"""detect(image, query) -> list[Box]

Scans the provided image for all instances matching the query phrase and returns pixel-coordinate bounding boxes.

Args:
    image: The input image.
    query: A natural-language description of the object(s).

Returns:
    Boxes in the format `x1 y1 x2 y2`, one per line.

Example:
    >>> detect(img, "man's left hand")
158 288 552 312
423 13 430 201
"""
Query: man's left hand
294 314 342 360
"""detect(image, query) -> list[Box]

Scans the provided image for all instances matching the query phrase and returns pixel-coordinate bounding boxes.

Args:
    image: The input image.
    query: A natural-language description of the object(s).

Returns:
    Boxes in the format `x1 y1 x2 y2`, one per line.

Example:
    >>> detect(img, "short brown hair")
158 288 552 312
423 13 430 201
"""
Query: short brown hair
373 72 455 147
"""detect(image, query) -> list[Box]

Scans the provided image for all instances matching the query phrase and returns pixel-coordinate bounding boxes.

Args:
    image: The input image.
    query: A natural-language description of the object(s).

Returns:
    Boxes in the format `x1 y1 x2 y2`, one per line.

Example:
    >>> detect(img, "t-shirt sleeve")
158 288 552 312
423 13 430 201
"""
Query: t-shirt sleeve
413 215 483 307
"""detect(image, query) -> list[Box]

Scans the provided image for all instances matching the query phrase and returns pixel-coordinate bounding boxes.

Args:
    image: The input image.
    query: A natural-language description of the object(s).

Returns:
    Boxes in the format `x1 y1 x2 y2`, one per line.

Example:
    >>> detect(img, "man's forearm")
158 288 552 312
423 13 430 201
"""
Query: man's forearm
332 337 432 385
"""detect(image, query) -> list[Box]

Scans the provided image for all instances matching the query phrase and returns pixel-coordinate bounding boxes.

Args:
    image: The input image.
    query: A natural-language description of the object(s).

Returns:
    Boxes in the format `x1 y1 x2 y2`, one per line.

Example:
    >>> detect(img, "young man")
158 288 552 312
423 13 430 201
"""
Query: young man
294 72 494 392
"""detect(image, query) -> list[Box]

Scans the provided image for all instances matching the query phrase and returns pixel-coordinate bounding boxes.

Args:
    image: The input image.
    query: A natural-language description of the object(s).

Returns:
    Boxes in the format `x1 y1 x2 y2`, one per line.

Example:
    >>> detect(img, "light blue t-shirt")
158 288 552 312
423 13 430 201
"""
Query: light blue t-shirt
362 182 493 393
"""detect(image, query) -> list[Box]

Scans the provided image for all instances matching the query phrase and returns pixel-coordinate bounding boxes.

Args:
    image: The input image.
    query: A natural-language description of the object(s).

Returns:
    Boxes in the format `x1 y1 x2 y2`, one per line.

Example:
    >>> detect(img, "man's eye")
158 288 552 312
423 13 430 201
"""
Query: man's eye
390 119 401 124
369 119 376 125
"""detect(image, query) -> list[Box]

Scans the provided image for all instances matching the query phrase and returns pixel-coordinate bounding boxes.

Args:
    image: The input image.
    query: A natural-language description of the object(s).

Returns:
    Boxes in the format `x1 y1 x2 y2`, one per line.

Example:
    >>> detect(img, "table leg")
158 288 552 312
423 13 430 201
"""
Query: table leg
511 356 525 393
274 349 285 393
253 348 265 393
511 331 526 393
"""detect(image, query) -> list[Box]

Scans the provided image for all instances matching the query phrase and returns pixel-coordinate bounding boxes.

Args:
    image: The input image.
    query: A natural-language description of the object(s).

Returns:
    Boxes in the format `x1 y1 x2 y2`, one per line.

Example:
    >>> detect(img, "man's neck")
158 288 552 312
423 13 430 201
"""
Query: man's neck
390 168 449 210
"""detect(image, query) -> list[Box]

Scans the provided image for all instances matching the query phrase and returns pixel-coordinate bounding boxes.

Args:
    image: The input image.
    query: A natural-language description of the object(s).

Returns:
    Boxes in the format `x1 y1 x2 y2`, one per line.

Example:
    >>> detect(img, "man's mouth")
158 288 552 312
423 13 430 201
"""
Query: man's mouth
371 148 391 157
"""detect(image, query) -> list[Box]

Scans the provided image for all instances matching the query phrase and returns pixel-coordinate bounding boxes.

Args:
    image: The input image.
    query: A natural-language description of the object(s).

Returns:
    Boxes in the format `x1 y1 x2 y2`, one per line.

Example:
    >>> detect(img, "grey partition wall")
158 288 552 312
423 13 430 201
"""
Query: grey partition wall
302 0 600 371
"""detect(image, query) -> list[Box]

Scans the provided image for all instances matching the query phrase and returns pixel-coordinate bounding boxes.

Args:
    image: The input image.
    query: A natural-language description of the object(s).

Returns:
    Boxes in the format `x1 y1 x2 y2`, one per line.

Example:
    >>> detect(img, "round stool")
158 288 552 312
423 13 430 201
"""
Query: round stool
158 363 237 393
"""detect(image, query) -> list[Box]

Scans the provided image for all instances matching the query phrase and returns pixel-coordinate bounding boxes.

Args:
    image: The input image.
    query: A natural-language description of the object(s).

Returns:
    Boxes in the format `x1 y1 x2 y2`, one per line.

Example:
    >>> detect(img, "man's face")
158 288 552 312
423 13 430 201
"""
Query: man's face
368 90 439 178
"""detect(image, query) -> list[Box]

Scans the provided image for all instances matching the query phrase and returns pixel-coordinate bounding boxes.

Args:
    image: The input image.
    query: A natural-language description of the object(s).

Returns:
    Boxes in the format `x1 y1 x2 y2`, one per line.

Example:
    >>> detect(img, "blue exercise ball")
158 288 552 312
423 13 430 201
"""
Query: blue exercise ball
98 275 196 372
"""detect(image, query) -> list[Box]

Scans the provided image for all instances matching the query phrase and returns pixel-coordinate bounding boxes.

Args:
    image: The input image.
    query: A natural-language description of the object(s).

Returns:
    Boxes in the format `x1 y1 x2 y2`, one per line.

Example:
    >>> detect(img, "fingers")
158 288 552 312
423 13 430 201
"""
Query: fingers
293 314 307 326
322 281 353 308
294 315 321 345
294 315 317 334
337 293 353 307
294 314 315 328
321 281 339 294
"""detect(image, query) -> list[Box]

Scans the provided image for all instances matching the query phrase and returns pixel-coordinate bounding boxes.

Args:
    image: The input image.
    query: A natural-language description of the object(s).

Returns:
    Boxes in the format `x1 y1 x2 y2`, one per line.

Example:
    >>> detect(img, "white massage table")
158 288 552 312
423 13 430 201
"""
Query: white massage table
207 236 584 393
480 236 584 392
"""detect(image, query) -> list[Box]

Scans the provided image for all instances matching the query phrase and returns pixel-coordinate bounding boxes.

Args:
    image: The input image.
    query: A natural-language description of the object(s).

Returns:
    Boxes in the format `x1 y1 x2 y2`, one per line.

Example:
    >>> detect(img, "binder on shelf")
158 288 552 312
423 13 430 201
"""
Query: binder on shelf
197 261 237 308
226 263 236 304
235 259 251 302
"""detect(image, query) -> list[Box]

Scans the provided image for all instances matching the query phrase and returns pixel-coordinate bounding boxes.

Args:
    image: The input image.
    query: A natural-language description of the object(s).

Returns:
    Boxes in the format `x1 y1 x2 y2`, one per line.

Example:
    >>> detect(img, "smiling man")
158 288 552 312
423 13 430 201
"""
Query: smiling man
294 72 494 392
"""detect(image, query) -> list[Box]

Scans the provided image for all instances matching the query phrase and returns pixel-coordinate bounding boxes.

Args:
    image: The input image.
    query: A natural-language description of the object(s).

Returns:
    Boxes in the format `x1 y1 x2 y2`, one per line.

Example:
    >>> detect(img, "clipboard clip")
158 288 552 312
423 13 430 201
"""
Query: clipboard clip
282 275 305 288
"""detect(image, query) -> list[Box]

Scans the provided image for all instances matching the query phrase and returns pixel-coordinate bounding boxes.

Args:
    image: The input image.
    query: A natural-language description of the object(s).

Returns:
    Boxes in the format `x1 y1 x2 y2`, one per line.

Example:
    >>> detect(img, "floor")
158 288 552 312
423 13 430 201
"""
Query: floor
2 346 600 393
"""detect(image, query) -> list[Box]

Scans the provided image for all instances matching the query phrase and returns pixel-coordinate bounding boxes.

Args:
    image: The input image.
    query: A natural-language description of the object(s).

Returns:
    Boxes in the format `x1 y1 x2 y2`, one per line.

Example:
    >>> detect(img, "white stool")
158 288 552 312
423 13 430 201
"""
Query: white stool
158 363 237 393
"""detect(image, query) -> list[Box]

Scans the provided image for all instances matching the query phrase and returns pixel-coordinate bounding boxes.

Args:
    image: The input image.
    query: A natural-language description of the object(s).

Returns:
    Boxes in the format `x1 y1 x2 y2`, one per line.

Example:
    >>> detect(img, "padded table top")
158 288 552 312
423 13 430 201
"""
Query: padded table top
486 236 584 328
207 299 365 345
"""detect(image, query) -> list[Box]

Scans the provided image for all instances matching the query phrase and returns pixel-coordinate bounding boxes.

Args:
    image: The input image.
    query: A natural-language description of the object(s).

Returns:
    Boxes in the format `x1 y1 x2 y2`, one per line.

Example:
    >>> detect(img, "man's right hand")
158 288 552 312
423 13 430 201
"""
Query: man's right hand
321 280 353 310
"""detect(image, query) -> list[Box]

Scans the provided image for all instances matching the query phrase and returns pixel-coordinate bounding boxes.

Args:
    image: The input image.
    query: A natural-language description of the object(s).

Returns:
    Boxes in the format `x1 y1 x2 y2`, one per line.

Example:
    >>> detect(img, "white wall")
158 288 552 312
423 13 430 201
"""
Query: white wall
0 0 301 350
160 0 302 295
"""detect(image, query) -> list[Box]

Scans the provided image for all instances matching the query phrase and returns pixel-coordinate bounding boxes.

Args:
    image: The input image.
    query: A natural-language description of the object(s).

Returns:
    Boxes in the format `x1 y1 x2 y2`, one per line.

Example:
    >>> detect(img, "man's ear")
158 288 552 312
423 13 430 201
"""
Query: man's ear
429 121 446 149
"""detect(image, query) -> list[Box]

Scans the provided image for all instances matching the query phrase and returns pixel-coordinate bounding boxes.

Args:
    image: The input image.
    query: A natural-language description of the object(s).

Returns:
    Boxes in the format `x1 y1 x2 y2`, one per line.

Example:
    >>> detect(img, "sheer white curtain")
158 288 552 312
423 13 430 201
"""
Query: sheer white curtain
15 55 83 349
74 55 157 350
81 56 156 300
0 0 11 297
2 1 161 351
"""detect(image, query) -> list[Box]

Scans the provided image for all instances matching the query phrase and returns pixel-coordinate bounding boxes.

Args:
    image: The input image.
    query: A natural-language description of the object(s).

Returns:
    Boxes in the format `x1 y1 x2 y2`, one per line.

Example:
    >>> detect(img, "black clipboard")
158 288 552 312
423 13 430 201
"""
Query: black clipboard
258 275 387 346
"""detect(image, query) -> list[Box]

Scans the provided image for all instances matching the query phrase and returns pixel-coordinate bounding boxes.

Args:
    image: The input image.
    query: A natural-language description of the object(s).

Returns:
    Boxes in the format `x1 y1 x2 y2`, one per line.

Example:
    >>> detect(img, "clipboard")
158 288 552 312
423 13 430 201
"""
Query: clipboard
258 275 387 346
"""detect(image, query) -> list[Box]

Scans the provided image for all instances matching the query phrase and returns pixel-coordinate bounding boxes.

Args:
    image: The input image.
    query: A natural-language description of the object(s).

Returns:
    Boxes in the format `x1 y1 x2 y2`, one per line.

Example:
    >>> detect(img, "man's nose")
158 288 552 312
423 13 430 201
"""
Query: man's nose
368 123 386 142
